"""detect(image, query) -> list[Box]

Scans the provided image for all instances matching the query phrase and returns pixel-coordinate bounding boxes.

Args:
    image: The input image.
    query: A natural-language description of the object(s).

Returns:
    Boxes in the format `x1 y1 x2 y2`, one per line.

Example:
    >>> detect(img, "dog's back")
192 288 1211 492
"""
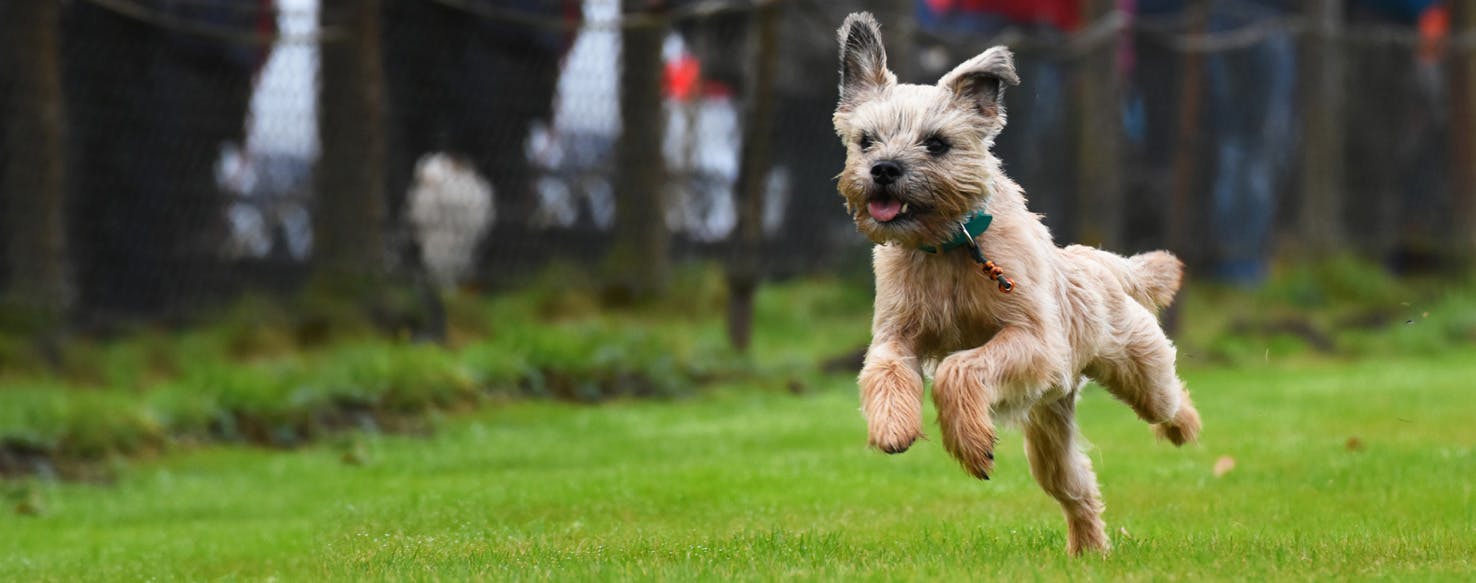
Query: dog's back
1062 245 1183 313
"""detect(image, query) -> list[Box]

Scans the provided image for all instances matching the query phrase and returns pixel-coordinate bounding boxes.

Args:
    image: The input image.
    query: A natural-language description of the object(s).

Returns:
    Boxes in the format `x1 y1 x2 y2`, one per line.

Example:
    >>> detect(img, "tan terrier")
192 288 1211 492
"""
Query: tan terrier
833 13 1201 556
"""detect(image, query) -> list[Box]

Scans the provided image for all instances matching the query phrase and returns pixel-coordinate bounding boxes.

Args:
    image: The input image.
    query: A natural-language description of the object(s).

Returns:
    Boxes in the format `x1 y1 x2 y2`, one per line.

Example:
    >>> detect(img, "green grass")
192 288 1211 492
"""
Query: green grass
2 267 1474 578
5 351 1474 580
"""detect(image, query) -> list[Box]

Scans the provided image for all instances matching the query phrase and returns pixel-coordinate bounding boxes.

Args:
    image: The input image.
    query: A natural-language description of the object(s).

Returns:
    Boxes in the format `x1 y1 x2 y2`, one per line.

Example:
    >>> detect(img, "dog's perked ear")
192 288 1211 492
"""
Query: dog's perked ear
836 12 895 112
938 46 1020 120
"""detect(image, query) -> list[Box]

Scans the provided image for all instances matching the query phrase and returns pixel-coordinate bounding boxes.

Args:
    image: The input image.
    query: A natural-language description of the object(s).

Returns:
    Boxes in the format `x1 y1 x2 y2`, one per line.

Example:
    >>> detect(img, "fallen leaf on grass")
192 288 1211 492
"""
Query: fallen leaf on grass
1345 437 1364 451
1213 455 1236 477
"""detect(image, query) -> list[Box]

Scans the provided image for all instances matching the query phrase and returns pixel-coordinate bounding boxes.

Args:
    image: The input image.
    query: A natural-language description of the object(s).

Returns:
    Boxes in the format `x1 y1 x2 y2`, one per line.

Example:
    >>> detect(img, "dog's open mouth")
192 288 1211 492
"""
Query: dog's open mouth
868 194 920 223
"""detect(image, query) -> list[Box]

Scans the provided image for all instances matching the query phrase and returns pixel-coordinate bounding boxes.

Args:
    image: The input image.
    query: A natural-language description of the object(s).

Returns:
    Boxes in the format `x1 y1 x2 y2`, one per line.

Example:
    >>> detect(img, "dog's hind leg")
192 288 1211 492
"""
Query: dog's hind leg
1087 305 1200 445
1024 395 1108 555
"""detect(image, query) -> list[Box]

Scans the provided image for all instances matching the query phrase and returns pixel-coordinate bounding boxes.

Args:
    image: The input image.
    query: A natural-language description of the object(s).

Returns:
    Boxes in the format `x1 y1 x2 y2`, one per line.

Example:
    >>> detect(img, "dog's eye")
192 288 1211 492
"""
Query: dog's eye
925 137 951 156
858 134 873 150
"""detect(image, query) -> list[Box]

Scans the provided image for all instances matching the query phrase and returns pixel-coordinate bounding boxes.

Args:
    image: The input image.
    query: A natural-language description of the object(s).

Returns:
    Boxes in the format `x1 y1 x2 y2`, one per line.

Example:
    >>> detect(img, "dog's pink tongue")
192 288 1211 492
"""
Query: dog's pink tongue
869 198 902 222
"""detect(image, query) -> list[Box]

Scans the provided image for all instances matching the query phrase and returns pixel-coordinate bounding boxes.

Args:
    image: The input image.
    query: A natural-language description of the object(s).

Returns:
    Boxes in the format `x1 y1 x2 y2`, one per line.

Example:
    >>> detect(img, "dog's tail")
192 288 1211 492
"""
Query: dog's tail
1123 250 1184 312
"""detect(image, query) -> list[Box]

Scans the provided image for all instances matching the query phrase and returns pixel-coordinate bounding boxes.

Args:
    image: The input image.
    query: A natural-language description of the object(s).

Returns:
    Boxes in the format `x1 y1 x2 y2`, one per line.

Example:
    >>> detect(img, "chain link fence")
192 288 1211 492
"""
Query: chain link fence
1 0 1472 323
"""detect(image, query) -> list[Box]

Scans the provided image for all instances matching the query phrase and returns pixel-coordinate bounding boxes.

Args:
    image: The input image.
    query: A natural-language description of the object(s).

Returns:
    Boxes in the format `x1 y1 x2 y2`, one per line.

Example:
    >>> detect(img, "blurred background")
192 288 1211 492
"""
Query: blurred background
2 0 1475 476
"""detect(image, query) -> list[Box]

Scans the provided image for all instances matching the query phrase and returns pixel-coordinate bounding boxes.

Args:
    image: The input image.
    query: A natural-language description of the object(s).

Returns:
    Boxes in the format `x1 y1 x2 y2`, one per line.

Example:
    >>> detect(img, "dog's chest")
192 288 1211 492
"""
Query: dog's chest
893 255 1004 357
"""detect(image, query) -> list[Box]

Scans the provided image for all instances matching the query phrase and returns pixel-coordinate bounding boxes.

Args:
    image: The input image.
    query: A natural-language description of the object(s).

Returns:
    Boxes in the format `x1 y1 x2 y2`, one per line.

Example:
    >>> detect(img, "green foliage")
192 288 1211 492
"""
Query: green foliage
143 383 220 439
0 386 71 449
0 334 42 381
191 362 308 427
375 346 478 413
212 293 298 359
0 385 162 460
661 263 731 316
55 393 162 460
1261 253 1405 307
1176 260 1476 366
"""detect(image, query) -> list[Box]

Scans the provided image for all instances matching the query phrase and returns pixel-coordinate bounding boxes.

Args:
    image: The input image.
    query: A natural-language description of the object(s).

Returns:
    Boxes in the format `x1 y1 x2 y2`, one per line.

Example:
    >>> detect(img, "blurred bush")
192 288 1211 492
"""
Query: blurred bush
0 265 869 478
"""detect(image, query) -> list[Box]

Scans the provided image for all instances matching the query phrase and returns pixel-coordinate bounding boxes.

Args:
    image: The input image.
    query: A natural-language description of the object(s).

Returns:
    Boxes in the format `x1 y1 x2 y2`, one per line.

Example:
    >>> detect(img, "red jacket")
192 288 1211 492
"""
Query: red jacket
923 0 1082 31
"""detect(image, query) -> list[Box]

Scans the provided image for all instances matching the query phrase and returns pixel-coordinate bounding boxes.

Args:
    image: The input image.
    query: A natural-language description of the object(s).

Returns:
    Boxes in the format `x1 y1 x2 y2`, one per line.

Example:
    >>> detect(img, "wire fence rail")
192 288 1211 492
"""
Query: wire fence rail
77 0 1476 50
1 0 1473 331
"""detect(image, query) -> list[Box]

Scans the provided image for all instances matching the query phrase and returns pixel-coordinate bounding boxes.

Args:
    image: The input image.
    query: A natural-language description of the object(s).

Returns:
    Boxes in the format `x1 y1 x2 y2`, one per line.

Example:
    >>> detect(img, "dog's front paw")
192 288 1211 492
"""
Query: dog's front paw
868 419 923 454
933 357 997 479
941 422 997 480
859 358 926 454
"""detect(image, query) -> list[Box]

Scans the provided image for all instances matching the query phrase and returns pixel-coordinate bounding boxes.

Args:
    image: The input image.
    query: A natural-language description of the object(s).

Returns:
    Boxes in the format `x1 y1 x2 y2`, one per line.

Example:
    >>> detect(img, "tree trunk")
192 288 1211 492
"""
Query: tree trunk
1452 2 1476 265
727 0 781 352
1076 0 1125 251
1297 0 1346 256
604 1 669 302
1 0 71 316
315 0 389 286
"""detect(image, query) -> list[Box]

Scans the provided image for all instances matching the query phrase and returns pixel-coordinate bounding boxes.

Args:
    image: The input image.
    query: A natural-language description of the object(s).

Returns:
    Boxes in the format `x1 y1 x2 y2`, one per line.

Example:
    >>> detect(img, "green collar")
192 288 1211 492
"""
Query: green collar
916 210 1015 292
918 211 993 254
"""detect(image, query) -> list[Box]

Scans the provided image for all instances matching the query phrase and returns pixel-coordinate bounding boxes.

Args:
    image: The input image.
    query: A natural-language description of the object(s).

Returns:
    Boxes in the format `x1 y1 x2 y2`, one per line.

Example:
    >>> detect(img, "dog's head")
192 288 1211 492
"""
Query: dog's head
832 12 1019 248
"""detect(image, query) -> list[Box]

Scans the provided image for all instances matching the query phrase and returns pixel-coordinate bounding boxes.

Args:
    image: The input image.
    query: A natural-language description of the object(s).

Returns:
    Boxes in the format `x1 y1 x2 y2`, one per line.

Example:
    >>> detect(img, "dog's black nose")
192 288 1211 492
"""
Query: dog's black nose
871 160 903 185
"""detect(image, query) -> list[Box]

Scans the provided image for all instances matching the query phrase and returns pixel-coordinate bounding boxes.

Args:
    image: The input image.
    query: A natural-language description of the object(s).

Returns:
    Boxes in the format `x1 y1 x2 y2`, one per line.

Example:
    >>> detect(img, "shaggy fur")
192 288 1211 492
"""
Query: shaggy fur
833 13 1201 556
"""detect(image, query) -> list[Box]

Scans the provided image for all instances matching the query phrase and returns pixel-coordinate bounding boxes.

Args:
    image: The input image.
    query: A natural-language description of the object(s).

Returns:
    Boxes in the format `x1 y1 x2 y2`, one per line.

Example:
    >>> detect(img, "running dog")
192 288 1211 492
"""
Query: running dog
834 12 1201 555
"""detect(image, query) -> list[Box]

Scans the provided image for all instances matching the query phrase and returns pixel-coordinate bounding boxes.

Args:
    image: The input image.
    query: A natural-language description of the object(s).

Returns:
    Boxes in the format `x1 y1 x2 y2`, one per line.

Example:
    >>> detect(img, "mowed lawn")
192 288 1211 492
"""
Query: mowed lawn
4 352 1475 581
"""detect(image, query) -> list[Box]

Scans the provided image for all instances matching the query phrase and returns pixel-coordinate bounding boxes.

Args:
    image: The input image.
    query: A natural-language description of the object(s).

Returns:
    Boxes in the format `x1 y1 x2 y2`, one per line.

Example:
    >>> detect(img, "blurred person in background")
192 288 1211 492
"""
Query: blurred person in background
1345 0 1450 272
64 0 275 315
383 0 582 279
670 0 886 269
1203 0 1296 284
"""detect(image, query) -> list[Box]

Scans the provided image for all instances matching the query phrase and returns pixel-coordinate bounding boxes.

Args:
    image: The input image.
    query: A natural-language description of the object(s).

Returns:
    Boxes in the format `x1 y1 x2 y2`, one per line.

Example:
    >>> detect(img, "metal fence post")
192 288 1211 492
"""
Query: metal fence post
1452 3 1476 262
1298 0 1347 256
315 0 389 284
1077 0 1125 251
605 0 671 302
727 0 780 352
1 1 71 315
